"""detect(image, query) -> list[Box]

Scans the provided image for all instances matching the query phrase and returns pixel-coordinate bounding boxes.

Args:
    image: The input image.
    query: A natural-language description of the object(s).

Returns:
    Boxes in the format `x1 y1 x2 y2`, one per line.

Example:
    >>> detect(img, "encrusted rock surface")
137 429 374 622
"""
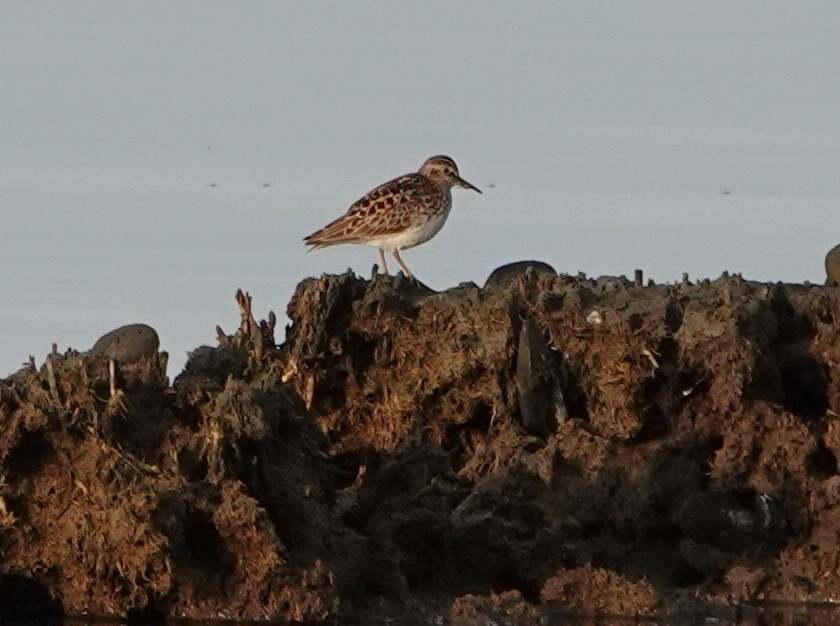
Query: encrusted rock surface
2 269 840 622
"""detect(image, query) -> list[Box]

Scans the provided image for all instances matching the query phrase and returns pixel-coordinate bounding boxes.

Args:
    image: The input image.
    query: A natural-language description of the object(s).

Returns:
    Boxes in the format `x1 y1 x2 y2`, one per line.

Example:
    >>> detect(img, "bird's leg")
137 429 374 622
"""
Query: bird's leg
378 248 389 275
392 249 414 280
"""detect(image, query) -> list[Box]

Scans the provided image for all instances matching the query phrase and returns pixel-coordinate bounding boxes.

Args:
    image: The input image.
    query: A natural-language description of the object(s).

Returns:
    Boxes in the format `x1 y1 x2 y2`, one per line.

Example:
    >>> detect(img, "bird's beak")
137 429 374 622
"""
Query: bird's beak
457 176 482 194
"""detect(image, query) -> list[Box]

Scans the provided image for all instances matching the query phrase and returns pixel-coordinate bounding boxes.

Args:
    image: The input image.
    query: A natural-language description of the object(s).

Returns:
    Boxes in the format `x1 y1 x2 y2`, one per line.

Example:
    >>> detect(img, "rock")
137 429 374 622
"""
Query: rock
173 344 248 392
89 323 159 363
675 490 789 578
826 243 840 286
677 490 788 552
515 319 565 436
484 260 556 290
0 573 62 621
9 273 840 619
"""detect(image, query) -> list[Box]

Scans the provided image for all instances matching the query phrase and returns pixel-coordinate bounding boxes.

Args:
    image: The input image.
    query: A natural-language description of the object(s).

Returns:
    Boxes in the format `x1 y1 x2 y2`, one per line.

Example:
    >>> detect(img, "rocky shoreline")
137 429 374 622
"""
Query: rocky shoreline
2 263 840 623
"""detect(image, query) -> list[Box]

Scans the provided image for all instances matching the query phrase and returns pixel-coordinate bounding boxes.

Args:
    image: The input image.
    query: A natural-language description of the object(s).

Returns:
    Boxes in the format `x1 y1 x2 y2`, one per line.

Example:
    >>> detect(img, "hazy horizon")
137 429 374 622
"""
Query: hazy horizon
2 2 839 377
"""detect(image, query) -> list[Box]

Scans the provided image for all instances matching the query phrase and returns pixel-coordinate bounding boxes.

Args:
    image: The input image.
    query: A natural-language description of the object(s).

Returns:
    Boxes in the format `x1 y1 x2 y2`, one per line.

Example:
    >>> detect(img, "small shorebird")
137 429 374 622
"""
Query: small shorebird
304 155 481 279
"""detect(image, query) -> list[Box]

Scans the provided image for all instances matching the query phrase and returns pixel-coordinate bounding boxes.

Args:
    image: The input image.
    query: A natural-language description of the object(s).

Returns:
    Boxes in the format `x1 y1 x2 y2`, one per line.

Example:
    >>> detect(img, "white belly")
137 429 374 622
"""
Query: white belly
364 203 452 251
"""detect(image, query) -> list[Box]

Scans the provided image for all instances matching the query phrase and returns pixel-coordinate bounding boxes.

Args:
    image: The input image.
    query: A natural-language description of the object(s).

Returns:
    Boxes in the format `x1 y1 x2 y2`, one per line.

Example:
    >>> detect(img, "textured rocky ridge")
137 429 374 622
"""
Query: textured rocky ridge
1 266 840 622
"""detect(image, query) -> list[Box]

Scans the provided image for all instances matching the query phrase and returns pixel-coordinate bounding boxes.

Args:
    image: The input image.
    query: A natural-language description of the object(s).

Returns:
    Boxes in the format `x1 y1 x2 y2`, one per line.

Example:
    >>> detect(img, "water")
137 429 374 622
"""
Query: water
5 605 840 625
2 2 839 378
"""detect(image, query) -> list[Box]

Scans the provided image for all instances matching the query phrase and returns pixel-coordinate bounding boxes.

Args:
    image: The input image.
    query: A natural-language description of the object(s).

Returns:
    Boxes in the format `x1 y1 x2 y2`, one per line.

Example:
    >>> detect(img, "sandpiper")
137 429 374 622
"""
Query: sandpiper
304 155 481 279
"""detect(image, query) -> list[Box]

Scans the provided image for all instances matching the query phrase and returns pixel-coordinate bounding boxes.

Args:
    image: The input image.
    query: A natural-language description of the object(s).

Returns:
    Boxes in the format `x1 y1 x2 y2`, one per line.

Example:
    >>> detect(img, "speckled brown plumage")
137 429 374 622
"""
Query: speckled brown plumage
304 155 481 279
304 174 445 245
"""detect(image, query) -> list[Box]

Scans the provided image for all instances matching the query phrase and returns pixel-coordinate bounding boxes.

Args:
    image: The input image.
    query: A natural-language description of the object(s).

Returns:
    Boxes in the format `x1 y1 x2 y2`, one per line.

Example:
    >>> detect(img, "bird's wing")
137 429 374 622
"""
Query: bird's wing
304 174 426 247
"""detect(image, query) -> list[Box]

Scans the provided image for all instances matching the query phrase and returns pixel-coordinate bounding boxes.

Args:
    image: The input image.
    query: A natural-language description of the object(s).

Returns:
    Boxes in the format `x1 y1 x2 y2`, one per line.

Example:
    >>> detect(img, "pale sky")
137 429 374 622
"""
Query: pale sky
2 2 839 376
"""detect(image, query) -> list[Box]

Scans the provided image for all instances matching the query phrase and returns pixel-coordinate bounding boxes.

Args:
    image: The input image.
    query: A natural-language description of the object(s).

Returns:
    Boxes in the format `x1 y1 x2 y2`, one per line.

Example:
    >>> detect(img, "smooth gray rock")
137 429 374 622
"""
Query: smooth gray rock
484 260 556 290
90 323 160 363
826 243 840 286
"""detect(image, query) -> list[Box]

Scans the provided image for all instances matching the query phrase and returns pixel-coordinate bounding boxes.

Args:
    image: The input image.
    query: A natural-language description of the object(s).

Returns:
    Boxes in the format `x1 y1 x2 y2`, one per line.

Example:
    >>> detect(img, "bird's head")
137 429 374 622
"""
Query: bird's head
419 155 481 193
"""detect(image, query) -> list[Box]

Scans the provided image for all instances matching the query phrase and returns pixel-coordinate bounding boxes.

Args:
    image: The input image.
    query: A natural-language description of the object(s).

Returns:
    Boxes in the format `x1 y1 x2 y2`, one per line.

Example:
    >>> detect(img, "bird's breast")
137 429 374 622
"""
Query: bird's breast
389 195 452 250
